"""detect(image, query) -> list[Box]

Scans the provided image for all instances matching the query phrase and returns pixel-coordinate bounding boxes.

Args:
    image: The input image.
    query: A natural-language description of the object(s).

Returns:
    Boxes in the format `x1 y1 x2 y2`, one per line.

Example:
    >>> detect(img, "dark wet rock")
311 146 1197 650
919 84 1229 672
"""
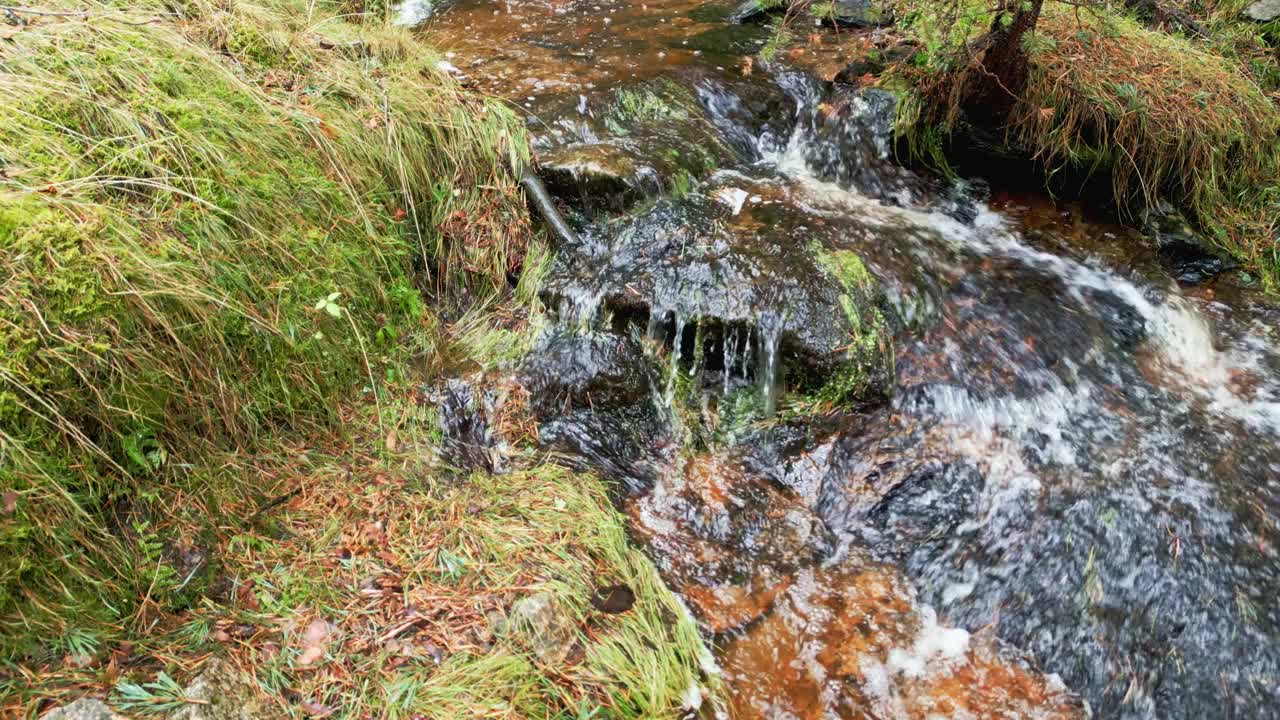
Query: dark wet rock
1142 203 1238 285
168 659 270 720
867 461 985 549
435 378 505 473
1245 0 1280 21
728 0 781 24
537 144 651 213
695 74 797 160
533 77 739 212
539 405 668 494
810 0 895 28
520 329 657 415
542 188 893 391
40 700 123 720
796 86 931 203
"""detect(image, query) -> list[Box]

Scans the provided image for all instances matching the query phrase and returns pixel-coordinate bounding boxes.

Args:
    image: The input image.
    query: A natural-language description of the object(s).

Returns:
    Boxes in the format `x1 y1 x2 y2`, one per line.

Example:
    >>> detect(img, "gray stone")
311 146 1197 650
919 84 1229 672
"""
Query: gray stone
40 699 123 720
1244 0 1280 21
508 593 579 665
166 658 268 720
811 0 895 28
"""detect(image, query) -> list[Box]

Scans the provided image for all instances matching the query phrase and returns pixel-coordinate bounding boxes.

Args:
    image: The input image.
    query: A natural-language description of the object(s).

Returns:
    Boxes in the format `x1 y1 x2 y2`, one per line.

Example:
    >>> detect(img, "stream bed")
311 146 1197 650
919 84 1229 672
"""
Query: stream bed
425 1 1280 717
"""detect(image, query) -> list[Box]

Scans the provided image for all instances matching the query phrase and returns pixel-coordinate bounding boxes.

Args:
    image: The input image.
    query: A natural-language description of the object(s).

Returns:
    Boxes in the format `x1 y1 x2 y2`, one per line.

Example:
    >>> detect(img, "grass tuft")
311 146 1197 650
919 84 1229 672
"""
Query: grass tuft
0 0 531 659
890 1 1280 289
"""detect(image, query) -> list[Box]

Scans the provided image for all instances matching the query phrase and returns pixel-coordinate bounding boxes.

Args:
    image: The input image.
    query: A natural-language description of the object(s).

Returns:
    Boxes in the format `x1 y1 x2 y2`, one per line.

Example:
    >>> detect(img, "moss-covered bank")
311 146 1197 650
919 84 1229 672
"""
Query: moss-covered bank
1 1 716 715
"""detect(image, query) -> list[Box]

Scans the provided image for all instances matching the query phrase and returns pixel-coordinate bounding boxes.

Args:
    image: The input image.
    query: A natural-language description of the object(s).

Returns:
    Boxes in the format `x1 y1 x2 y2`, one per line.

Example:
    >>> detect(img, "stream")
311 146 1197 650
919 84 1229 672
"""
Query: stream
424 1 1280 717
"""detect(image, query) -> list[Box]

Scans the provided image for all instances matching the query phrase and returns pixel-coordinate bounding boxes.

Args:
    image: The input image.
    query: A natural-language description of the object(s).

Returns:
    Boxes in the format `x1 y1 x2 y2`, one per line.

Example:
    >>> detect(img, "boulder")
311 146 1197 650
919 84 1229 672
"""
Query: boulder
533 77 739 212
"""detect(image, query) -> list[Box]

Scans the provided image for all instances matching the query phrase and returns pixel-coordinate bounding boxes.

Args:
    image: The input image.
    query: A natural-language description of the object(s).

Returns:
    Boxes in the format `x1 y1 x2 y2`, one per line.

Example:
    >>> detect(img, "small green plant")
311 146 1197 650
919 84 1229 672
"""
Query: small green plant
113 672 191 714
59 627 101 660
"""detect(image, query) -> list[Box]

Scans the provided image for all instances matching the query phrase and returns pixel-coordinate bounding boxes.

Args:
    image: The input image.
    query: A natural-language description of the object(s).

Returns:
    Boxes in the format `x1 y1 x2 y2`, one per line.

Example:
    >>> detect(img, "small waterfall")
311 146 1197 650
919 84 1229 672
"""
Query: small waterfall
557 286 603 329
723 326 739 396
756 316 783 416
665 312 687 408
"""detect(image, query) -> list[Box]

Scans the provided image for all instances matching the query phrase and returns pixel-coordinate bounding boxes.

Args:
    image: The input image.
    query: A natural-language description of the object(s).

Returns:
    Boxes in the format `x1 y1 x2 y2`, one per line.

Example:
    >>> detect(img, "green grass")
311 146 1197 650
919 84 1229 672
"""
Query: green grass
887 0 1280 289
0 0 531 660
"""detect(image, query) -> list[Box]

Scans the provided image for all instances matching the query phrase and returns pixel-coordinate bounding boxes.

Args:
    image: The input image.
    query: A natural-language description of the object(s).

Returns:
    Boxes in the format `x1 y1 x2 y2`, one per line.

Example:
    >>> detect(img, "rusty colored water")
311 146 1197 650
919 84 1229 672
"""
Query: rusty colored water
426 0 737 101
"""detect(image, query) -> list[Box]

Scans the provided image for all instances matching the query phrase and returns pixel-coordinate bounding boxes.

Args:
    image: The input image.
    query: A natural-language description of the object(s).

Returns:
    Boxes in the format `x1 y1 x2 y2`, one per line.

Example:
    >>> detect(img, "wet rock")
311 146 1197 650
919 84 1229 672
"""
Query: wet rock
627 456 832 634
40 699 123 720
537 144 648 212
1142 204 1238 285
435 378 506 474
727 0 780 24
508 593 578 665
542 186 892 385
533 77 739 212
539 405 669 494
1244 0 1280 21
167 659 269 720
811 0 895 28
520 330 657 415
719 564 1085 719
801 87 906 198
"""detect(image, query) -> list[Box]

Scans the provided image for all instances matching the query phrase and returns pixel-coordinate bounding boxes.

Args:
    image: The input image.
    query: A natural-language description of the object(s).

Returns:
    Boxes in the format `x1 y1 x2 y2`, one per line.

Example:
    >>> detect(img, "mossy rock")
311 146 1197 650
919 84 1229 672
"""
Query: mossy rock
534 77 738 212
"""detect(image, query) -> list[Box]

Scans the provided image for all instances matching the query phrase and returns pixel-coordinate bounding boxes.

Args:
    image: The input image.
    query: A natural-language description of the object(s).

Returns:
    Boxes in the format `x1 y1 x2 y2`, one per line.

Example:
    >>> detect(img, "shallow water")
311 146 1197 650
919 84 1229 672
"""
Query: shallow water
429 2 1280 717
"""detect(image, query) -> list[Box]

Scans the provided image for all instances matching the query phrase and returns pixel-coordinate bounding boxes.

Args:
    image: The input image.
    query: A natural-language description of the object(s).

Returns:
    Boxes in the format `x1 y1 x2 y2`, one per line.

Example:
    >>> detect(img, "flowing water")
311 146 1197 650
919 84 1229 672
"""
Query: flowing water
427 2 1280 717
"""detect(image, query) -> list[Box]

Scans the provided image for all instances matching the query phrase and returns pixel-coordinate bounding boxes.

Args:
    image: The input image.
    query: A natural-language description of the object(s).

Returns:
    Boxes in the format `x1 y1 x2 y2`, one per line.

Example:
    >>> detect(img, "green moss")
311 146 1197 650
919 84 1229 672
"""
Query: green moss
0 0 531 658
794 245 893 413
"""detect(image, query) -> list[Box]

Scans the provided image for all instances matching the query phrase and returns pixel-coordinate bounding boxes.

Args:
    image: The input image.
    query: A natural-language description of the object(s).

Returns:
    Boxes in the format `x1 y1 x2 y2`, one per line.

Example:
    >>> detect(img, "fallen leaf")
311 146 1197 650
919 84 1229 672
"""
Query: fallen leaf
300 700 336 717
297 645 325 666
385 429 398 452
2 492 16 514
303 619 330 646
